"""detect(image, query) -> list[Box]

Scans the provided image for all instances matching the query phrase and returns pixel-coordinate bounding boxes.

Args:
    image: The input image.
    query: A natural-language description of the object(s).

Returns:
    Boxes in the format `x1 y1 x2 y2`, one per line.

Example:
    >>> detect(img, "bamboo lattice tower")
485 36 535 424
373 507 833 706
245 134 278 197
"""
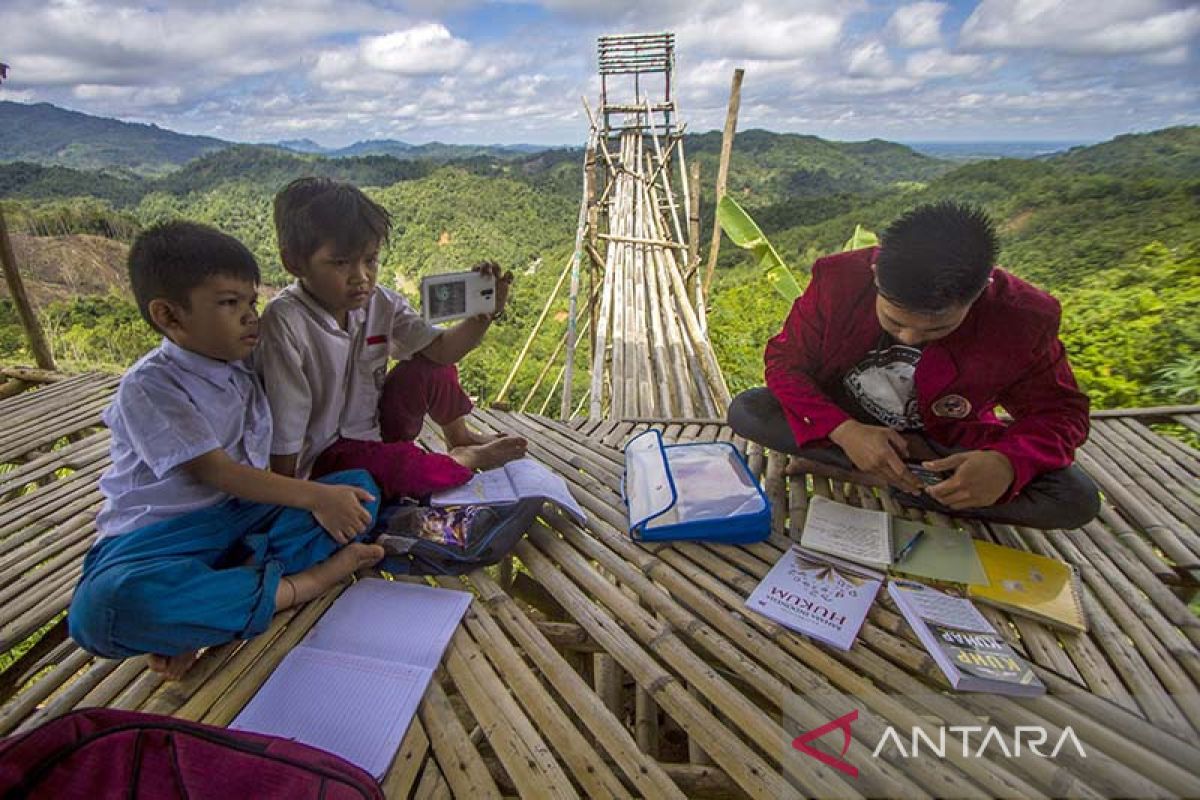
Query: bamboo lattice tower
584 33 730 421
497 33 731 421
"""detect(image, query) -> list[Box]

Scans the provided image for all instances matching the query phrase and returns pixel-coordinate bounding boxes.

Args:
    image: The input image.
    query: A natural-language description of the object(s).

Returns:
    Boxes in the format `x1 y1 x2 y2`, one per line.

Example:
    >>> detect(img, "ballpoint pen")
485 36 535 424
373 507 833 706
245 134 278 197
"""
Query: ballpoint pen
895 529 926 563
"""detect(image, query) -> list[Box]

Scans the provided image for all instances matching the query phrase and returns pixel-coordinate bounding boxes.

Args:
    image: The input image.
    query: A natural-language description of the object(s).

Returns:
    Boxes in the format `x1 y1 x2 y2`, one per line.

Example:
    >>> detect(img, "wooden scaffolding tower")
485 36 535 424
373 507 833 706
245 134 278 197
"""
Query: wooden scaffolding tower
495 33 732 421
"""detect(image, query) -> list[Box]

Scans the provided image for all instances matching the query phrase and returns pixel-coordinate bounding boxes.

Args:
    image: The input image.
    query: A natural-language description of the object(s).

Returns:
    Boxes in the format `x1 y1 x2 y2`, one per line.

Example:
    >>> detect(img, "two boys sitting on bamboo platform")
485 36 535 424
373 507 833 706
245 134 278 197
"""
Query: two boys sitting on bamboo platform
729 201 1101 531
70 180 528 679
255 177 526 500
69 222 386 680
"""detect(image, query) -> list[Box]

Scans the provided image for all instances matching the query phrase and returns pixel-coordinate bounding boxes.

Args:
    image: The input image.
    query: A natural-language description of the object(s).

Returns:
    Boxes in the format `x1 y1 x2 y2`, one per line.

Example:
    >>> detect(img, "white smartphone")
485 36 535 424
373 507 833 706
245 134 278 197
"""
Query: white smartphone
419 270 497 323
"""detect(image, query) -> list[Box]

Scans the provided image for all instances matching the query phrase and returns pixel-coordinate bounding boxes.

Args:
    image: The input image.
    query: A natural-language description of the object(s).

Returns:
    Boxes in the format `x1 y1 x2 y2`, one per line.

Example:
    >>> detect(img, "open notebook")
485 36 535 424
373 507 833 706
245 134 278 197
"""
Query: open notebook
231 578 471 778
432 457 585 524
800 496 987 585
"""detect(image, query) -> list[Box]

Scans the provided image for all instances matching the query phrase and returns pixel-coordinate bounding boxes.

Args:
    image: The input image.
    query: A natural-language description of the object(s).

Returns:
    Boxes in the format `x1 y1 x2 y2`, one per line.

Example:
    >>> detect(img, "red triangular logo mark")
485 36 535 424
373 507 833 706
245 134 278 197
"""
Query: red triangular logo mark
792 709 859 778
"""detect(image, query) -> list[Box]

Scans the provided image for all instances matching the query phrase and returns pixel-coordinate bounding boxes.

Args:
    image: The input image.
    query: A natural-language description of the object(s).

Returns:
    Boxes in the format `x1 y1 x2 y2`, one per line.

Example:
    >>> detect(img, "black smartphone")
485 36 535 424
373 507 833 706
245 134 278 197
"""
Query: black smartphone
907 465 948 486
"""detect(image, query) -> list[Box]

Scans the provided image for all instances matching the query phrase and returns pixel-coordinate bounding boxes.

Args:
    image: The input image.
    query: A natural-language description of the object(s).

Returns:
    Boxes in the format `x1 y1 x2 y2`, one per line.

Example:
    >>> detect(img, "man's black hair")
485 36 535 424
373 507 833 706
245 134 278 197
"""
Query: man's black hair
273 177 391 268
128 221 260 331
874 201 998 312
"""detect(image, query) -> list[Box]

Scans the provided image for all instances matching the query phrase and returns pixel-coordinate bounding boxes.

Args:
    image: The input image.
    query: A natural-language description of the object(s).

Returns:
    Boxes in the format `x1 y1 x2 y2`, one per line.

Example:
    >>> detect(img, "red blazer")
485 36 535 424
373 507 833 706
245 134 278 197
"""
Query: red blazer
764 247 1090 499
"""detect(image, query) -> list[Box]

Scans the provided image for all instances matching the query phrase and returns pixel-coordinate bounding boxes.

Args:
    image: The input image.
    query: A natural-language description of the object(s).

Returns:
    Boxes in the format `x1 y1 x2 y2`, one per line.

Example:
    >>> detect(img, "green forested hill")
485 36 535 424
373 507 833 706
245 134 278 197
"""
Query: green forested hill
1046 126 1200 180
0 161 142 206
0 102 230 176
2 124 1196 411
686 129 952 204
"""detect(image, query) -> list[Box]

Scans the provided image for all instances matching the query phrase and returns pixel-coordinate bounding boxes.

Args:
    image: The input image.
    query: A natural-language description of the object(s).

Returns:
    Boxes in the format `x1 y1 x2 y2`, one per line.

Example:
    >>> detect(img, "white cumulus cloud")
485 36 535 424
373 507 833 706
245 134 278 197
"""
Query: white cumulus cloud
905 49 994 79
847 41 895 78
960 0 1200 58
361 24 471 75
886 2 947 48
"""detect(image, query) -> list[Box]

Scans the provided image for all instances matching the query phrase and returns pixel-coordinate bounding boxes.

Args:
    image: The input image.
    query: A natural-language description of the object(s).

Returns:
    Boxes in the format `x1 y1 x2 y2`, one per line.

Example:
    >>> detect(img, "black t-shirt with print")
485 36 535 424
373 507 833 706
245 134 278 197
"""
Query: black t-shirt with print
837 333 924 431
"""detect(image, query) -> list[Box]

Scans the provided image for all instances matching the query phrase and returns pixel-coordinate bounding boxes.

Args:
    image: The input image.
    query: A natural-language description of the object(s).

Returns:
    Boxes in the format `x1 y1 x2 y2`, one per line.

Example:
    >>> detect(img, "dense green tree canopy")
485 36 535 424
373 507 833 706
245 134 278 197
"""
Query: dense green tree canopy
2 125 1197 412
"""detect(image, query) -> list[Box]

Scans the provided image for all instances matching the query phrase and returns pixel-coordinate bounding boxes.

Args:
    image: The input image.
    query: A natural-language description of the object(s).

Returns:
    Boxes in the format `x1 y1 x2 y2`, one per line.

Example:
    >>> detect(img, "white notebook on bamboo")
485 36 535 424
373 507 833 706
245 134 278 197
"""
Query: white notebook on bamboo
231 578 471 778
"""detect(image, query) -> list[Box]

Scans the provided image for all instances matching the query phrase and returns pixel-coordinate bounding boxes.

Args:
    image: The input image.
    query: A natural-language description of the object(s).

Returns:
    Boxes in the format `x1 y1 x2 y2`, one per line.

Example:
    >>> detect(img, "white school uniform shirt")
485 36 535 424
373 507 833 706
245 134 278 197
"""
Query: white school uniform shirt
255 283 441 479
96 338 272 539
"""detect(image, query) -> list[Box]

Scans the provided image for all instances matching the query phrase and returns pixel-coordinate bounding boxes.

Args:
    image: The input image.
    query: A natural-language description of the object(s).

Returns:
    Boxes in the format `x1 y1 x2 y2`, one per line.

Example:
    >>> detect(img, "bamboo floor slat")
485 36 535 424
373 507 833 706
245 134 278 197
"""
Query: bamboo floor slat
0 376 1197 798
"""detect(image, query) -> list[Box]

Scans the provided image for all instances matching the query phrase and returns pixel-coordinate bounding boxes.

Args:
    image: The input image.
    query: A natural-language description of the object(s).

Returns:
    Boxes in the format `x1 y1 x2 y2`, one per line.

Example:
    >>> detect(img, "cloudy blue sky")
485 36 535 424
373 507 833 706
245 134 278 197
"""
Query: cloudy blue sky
1 0 1197 147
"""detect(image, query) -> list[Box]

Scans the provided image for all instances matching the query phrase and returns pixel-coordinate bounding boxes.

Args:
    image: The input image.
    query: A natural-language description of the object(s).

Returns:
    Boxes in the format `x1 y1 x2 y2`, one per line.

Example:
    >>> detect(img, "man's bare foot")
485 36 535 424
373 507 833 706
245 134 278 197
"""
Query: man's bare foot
276 543 385 610
449 436 528 471
441 416 507 449
148 650 199 681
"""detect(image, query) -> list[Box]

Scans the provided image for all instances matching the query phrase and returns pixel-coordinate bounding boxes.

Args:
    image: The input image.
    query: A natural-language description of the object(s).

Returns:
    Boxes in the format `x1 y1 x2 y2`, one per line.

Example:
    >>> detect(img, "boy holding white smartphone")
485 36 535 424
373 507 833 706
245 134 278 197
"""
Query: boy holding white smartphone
255 177 527 502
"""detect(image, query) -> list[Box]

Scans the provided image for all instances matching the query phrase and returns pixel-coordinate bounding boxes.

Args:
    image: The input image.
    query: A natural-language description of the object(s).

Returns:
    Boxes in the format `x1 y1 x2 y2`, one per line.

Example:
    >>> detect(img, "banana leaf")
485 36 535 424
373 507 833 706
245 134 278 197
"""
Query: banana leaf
716 195 804 302
843 224 879 251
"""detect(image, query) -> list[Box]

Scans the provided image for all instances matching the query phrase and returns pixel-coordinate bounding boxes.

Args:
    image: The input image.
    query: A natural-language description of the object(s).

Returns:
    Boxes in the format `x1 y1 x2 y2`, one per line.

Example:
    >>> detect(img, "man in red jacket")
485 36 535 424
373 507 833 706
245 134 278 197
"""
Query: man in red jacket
728 202 1100 529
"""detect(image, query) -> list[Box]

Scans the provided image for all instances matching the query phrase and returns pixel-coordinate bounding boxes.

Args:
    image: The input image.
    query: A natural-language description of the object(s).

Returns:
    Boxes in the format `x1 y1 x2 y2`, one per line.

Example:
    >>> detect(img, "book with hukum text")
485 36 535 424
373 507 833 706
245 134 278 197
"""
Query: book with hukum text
746 546 882 651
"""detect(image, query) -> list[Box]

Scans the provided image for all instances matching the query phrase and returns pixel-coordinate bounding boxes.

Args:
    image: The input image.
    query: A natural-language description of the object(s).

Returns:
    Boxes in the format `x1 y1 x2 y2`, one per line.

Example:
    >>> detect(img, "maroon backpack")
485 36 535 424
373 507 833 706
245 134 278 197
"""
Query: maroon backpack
0 708 384 800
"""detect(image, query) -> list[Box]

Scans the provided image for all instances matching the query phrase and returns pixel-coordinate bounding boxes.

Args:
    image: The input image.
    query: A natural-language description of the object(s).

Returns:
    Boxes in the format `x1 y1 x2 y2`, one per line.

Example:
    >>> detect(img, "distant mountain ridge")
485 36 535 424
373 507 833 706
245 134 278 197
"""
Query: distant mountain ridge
272 138 551 160
0 101 555 175
0 101 228 176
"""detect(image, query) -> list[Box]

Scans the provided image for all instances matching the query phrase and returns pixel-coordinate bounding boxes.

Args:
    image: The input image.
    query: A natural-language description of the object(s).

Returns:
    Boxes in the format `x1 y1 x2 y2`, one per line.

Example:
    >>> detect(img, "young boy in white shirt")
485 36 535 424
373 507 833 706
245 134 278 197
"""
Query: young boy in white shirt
256 177 526 499
68 221 384 680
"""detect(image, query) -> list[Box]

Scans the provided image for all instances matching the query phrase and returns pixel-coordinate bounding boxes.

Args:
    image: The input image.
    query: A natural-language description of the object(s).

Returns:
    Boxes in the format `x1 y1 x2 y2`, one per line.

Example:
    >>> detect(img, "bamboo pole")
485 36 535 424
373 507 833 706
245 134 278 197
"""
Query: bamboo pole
381 718 431 798
588 219 615 419
687 160 701 280
514 540 802 800
702 68 744 297
631 153 655 417
644 100 686 248
521 298 594 414
0 367 64 384
494 254 573 405
640 181 676 416
597 232 687 250
442 625 581 799
0 649 92 735
0 207 56 371
441 576 634 798
467 569 688 799
562 128 597 419
419 678 504 799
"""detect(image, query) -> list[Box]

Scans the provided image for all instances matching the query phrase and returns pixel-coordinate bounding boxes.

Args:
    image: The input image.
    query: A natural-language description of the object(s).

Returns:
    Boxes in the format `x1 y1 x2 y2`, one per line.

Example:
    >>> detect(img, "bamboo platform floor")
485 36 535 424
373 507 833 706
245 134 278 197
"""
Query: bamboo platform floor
0 375 1198 798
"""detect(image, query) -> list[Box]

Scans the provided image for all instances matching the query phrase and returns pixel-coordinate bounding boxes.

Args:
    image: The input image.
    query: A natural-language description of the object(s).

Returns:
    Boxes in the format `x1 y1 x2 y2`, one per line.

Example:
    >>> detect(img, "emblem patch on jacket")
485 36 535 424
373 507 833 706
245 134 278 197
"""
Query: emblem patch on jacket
931 394 971 419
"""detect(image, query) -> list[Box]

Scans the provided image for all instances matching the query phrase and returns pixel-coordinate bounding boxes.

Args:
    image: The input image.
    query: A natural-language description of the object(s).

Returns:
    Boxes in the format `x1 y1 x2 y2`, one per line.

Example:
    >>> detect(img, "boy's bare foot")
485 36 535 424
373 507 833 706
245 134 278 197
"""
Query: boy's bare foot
449 436 528 471
441 416 509 449
276 543 385 610
148 650 199 681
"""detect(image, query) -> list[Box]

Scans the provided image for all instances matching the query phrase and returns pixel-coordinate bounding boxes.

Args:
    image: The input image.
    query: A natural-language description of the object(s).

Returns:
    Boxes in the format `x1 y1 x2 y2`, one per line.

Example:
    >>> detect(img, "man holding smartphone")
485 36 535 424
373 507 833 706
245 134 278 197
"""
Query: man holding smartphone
729 201 1101 530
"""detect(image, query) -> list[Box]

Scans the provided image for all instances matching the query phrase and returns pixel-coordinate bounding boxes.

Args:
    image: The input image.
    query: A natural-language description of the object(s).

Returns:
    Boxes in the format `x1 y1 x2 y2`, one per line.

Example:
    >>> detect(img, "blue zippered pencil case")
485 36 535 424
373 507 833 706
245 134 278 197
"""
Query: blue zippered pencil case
621 429 771 544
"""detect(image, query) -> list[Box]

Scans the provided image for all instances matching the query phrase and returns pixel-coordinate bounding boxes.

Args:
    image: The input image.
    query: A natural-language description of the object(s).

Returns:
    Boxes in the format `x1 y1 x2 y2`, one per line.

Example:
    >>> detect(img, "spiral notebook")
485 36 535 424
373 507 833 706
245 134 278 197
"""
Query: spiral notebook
968 541 1087 633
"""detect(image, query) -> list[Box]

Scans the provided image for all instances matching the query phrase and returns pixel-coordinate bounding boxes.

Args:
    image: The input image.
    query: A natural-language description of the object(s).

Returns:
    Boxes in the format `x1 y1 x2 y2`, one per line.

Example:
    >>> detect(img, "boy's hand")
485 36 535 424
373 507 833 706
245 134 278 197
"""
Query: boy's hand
829 419 924 494
472 260 513 319
922 450 1014 510
309 483 376 544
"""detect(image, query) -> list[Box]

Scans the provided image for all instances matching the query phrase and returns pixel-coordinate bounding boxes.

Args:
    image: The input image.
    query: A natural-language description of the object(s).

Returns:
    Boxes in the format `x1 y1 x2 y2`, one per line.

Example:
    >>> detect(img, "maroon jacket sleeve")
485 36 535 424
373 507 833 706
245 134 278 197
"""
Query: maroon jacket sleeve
764 263 852 446
979 322 1091 499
